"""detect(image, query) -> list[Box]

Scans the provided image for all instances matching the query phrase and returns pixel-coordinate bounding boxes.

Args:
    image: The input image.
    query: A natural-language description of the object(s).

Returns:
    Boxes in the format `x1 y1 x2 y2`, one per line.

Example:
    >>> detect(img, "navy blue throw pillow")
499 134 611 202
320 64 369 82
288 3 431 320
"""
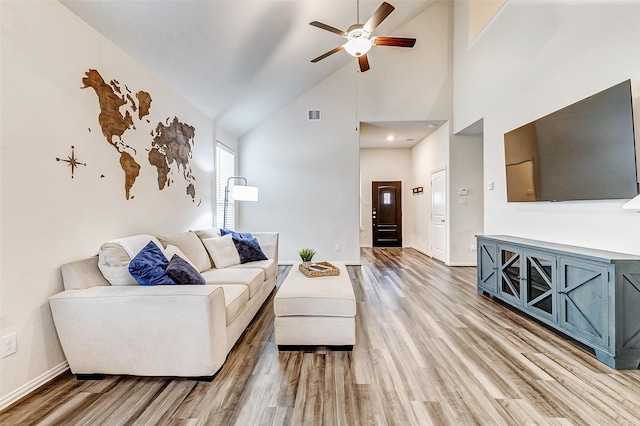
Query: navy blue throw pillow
166 254 206 285
232 236 268 264
128 241 176 286
220 229 253 240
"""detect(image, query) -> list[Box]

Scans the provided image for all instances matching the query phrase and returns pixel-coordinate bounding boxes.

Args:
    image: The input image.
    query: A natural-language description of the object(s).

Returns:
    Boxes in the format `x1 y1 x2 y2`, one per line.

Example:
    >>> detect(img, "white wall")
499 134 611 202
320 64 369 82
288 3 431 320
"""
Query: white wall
356 1 453 123
238 65 360 264
359 129 483 267
0 1 215 404
410 123 450 257
238 2 454 263
359 148 413 247
453 1 640 255
216 124 239 153
449 133 484 265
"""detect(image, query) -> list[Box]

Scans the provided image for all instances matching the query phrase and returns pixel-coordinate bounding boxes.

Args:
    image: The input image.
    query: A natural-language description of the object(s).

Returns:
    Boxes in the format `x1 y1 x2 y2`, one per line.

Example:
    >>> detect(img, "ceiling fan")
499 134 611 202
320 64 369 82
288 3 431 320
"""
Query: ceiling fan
309 1 416 72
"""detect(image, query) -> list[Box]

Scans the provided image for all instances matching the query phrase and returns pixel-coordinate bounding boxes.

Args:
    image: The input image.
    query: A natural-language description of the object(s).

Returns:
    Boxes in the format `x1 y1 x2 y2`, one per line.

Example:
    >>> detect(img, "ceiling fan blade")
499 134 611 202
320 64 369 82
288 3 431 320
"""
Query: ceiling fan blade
373 37 416 48
358 54 370 72
363 2 395 33
311 45 344 63
309 21 346 37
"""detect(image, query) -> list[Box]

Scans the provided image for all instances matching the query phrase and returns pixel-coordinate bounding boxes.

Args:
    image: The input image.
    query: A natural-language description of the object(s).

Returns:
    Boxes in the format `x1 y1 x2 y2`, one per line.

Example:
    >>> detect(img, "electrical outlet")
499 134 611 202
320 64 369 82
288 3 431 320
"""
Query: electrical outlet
335 244 340 251
2 333 17 358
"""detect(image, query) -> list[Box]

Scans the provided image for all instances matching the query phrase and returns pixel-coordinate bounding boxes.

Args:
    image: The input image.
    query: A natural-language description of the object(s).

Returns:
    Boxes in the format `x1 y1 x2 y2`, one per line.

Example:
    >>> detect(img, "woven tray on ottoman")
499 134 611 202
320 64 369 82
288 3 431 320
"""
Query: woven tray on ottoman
298 261 340 278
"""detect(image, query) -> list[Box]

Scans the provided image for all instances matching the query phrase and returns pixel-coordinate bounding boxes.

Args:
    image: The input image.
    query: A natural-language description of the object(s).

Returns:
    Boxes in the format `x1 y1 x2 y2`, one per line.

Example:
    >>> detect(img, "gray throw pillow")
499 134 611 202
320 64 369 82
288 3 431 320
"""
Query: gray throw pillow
165 254 206 284
233 236 268 264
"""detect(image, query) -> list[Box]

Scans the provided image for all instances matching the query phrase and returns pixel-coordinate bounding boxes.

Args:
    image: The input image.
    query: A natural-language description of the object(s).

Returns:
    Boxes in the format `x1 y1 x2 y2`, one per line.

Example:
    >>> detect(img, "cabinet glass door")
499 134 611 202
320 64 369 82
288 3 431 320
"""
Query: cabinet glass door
499 248 522 305
478 241 498 293
525 253 556 322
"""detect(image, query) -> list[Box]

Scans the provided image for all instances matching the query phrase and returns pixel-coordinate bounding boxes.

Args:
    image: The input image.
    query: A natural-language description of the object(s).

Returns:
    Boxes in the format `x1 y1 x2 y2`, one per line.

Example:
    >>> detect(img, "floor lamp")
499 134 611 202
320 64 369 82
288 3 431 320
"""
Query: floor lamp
223 176 259 229
622 193 640 212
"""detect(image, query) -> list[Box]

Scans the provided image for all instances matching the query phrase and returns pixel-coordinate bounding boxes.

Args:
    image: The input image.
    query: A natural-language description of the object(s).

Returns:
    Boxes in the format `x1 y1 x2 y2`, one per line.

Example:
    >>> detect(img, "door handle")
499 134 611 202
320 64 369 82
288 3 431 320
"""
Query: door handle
440 219 445 223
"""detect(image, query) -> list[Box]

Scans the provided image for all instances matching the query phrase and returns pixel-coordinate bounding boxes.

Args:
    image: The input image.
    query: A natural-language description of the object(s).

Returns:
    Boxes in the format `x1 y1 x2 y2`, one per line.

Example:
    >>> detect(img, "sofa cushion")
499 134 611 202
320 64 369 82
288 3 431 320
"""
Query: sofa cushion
158 231 211 272
166 254 206 285
220 229 253 239
61 257 110 290
194 228 220 240
233 236 268 264
128 241 176 286
157 231 211 273
218 285 249 325
98 234 162 286
193 228 220 266
201 235 241 269
201 267 265 298
228 259 276 280
164 244 198 271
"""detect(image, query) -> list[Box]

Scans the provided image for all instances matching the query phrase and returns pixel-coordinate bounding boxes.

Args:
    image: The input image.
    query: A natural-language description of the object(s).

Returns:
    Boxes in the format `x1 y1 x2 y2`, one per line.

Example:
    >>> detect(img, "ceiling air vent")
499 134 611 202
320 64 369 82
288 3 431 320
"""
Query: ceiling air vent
308 109 321 121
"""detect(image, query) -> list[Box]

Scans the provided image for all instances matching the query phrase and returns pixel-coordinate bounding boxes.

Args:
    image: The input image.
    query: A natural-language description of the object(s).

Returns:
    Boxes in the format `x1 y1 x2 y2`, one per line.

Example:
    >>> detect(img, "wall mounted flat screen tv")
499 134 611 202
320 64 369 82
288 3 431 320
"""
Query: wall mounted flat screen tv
504 80 639 202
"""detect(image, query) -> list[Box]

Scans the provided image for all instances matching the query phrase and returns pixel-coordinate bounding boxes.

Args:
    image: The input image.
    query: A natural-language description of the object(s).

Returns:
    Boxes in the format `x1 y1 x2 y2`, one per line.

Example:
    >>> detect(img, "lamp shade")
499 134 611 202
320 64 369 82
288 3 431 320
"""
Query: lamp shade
344 37 372 57
622 193 640 211
233 185 259 202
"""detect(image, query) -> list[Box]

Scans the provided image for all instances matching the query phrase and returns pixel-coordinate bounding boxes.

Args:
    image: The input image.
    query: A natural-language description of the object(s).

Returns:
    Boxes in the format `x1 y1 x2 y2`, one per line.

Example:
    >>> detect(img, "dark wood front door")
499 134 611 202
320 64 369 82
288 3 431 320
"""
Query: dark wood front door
372 181 402 247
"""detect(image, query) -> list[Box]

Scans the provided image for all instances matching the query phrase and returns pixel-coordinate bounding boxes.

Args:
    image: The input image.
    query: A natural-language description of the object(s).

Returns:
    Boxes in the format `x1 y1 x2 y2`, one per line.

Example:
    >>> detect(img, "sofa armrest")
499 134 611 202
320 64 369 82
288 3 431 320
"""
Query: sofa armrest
252 232 279 266
61 257 111 290
49 285 228 377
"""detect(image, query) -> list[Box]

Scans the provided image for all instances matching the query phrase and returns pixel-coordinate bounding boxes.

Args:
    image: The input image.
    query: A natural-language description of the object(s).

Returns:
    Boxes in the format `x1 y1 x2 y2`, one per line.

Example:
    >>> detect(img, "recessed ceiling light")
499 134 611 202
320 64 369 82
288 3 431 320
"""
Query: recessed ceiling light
386 135 394 141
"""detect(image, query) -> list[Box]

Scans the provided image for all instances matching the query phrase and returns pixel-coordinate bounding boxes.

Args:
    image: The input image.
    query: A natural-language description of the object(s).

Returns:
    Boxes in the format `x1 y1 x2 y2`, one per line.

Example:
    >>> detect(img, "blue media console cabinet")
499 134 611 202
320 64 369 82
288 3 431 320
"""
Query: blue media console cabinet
476 235 640 369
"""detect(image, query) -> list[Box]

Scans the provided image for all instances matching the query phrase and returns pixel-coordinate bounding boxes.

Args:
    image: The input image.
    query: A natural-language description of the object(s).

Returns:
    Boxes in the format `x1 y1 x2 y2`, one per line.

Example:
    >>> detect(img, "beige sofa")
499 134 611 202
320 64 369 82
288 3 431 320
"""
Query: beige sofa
49 230 278 379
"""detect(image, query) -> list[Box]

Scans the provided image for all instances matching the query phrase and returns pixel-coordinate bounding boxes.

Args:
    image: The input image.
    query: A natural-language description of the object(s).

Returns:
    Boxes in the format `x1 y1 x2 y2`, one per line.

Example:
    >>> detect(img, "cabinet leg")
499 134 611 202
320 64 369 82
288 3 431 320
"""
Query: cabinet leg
594 349 640 369
477 287 490 296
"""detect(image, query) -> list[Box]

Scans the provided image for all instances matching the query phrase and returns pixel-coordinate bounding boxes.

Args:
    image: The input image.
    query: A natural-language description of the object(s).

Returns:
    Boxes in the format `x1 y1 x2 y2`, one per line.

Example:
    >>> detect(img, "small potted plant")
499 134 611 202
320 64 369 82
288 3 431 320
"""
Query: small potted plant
298 248 316 267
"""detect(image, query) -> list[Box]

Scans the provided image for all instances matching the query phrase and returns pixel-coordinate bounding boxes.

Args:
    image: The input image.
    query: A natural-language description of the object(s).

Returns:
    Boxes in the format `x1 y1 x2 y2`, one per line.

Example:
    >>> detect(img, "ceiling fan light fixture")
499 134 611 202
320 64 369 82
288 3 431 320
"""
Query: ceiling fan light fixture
344 25 372 57
309 2 415 70
344 36 372 57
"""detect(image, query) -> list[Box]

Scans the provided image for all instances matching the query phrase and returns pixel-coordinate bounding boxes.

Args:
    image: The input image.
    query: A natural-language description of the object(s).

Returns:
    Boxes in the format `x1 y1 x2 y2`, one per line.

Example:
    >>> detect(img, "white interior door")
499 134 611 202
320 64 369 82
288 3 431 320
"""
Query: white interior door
431 169 446 263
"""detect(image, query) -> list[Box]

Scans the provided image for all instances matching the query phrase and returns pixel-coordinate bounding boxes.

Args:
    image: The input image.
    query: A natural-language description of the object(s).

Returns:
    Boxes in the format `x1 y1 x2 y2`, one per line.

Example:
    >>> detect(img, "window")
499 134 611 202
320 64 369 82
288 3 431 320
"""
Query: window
216 143 236 230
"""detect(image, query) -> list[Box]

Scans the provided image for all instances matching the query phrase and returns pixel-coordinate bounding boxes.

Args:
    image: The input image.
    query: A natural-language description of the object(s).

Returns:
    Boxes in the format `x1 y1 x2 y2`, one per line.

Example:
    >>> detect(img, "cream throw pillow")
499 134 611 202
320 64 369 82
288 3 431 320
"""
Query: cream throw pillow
157 231 212 272
202 235 241 269
164 244 198 271
194 228 221 240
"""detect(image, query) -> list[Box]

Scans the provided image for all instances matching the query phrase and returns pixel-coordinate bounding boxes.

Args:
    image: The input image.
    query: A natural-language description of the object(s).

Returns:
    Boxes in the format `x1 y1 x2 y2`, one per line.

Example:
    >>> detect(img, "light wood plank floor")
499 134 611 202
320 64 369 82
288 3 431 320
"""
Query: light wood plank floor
2 248 640 425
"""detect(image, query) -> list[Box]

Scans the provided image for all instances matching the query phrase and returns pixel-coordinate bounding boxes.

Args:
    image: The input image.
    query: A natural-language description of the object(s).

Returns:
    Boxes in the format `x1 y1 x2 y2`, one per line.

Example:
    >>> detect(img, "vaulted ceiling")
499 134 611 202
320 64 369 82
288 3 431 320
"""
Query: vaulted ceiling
60 0 437 142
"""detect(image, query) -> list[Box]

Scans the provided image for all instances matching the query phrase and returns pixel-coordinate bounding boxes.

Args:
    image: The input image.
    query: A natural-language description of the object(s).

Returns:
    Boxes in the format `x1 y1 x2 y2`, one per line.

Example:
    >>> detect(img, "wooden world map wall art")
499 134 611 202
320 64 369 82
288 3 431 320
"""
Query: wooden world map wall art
56 145 86 178
75 69 199 204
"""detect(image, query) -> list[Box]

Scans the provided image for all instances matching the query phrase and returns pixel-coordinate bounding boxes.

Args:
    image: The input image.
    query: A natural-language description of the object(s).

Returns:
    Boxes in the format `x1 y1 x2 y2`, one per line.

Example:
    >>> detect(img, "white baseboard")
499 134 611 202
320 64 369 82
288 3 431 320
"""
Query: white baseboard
447 262 478 267
0 362 69 411
404 246 476 267
406 246 431 257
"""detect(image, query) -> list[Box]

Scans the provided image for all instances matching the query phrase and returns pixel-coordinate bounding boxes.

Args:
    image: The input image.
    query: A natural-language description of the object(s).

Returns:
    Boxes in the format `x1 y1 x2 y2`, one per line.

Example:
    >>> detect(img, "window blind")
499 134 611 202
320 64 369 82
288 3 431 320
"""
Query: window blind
216 143 235 230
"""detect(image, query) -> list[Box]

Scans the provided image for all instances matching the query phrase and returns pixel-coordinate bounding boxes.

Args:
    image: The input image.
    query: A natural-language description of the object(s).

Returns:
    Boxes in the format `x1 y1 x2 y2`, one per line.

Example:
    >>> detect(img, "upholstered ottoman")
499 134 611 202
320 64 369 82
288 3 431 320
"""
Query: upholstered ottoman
274 262 356 349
